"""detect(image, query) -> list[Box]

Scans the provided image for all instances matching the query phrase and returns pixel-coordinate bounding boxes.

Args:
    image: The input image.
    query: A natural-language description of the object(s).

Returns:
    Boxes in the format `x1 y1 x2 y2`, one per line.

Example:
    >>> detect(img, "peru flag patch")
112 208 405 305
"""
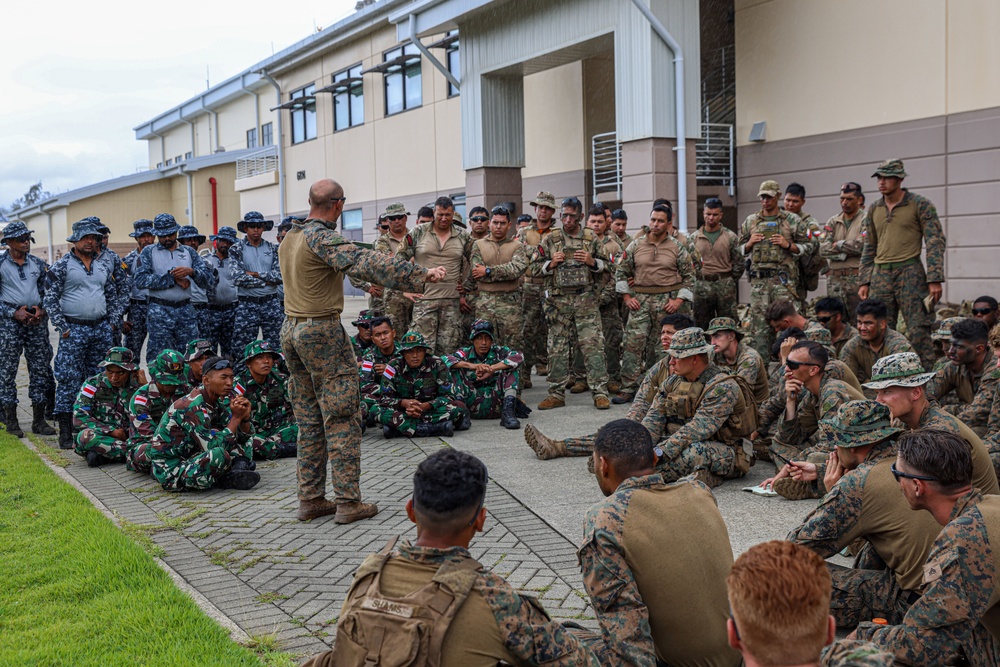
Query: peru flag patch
383 365 396 380
233 382 245 396
81 384 98 399
361 360 374 373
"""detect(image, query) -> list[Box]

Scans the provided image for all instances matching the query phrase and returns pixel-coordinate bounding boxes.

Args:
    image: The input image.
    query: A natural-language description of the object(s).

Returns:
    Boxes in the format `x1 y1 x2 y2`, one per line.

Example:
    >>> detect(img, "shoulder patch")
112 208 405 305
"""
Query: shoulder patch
81 384 97 399
923 559 944 584
383 364 397 379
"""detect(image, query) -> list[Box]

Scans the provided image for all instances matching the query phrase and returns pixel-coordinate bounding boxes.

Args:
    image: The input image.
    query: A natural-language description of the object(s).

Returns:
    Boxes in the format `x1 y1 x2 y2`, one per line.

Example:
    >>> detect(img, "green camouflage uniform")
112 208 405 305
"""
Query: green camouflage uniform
536 227 611 400
820 208 867 318
73 372 141 461
854 490 1000 667
690 226 744 329
148 387 253 490
706 320 770 404
125 381 190 474
515 223 554 377
796 211 824 303
839 328 916 399
444 343 523 419
358 342 401 423
235 367 297 460
771 376 863 464
757 359 860 436
372 354 468 435
373 228 413 338
469 236 528 382
925 348 997 436
571 233 624 387
820 641 894 667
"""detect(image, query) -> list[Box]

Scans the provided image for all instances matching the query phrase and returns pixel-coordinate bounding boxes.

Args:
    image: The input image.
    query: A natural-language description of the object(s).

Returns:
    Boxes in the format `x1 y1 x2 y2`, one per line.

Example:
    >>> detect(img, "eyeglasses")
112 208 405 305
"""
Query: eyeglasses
560 213 578 219
890 462 937 483
469 216 489 223
816 315 833 323
972 308 994 315
490 206 509 216
328 197 347 203
786 359 821 370
386 215 404 222
206 359 232 372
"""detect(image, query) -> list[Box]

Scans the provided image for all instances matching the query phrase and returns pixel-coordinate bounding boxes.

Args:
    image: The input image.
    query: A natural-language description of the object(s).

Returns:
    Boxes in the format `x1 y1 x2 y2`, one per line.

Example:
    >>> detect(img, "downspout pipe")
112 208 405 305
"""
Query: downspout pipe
629 0 687 232
259 69 286 220
180 164 194 224
209 177 219 235
408 14 460 91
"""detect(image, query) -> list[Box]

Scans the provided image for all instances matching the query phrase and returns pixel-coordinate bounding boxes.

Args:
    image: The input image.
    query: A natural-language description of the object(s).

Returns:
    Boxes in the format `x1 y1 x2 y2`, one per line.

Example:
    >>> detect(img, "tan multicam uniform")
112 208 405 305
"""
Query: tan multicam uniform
572 233 624 387
373 228 411 337
470 235 527 381
515 223 554 375
690 226 744 329
820 208 866 317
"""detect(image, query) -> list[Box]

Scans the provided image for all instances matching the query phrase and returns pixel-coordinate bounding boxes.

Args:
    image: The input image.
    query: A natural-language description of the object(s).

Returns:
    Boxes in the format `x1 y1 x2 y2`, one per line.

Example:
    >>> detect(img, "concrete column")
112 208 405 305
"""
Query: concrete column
620 137 698 233
465 167 522 212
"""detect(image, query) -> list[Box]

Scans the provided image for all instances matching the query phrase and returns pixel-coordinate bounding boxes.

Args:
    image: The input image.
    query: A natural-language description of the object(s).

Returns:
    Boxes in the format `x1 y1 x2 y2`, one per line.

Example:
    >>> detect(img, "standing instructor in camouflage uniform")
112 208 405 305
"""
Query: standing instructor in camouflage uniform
280 179 446 524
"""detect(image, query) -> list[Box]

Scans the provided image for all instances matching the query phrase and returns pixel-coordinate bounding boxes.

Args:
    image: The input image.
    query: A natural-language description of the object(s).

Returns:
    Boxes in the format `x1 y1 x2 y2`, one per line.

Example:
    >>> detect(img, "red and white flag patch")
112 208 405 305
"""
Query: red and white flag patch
361 360 374 373
81 384 98 399
134 394 148 407
233 382 245 396
383 365 396 379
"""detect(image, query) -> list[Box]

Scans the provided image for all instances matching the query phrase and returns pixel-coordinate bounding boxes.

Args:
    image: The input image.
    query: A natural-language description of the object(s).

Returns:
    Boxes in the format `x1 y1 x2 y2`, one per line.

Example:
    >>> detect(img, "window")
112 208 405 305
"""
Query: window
156 162 162 169
332 64 364 131
445 32 460 97
261 122 273 146
341 208 363 231
175 155 183 164
165 158 173 166
247 128 257 148
184 151 193 160
383 44 421 116
290 85 317 144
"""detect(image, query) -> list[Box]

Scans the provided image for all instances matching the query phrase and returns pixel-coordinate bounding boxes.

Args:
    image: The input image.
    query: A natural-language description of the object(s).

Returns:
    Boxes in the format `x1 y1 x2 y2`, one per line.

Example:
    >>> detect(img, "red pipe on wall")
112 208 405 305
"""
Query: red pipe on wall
209 177 219 234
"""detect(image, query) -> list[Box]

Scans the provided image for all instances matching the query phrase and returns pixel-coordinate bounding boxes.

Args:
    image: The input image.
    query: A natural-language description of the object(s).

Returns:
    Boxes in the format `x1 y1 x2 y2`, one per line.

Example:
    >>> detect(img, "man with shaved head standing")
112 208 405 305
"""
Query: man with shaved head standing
280 179 447 524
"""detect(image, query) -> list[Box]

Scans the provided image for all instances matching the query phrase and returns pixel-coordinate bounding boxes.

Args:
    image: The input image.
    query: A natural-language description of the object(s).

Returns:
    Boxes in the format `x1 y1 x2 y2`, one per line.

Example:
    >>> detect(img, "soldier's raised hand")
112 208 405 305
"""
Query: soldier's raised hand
425 266 447 282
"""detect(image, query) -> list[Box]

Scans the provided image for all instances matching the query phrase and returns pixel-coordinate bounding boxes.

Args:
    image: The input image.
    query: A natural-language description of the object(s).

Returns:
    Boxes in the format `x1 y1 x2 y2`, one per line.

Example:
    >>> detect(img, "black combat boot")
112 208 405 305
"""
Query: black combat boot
455 412 471 432
383 425 401 439
31 403 56 435
277 442 297 458
57 413 74 449
514 399 532 419
413 421 454 438
216 456 260 490
2 404 24 438
45 385 56 421
499 396 520 430
86 450 109 468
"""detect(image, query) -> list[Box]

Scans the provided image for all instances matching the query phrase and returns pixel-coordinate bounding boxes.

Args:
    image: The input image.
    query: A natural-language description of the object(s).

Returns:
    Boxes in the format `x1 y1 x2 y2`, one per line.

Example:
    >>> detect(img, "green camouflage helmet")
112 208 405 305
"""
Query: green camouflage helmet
704 317 743 341
816 400 902 449
398 330 431 352
872 159 907 179
151 350 187 386
932 316 966 342
184 339 213 362
667 327 715 359
99 347 138 371
863 352 935 390
242 339 280 364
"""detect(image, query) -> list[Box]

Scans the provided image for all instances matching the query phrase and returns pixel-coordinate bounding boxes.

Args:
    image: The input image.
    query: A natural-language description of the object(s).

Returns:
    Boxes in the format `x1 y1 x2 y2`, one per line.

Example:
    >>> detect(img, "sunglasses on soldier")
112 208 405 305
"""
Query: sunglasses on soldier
890 462 937 483
785 359 821 370
469 216 489 223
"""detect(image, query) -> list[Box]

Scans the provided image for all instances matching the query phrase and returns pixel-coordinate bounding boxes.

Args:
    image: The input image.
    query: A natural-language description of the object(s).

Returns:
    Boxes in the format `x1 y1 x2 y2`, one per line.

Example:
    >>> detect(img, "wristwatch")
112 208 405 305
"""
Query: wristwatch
485 267 492 277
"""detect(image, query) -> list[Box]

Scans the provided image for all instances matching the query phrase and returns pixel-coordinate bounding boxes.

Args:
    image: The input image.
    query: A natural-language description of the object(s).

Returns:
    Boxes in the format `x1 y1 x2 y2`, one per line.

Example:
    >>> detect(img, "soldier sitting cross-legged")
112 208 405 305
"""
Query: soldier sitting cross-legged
73 347 145 467
235 340 298 460
125 349 190 475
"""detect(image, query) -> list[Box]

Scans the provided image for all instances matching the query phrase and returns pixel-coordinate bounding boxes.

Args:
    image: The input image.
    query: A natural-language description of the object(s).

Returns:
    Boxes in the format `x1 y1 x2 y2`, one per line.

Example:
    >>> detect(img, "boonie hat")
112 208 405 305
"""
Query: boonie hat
177 225 206 244
238 211 273 233
816 400 902 449
352 309 381 327
151 350 188 386
242 340 280 364
129 219 154 238
530 191 557 211
872 159 907 179
153 213 181 237
469 319 495 340
932 317 966 342
705 317 743 341
99 347 138 371
1 221 34 244
210 226 239 244
666 327 715 358
757 180 781 198
66 218 105 243
862 352 935 390
184 338 214 362
384 202 410 217
398 331 431 352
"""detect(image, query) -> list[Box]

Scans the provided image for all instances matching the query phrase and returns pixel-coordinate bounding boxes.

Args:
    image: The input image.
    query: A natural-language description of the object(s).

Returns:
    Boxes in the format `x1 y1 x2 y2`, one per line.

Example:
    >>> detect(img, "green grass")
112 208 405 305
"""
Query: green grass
0 431 275 667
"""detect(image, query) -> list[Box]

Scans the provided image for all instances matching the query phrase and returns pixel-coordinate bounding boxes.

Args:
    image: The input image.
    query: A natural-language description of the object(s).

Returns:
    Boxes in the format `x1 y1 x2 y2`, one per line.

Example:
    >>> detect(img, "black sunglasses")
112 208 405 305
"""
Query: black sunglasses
972 308 994 315
469 216 489 223
386 215 405 222
206 359 232 372
786 359 821 370
816 315 833 323
490 206 509 215
890 462 937 483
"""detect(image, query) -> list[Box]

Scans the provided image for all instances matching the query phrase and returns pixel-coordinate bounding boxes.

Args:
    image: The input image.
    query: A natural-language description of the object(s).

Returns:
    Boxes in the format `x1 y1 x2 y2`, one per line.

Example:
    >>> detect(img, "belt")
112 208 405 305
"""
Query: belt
129 298 148 305
553 287 589 296
875 257 919 270
193 303 210 310
828 267 859 277
750 268 779 279
701 273 729 282
241 294 279 304
287 313 338 324
150 297 190 308
633 285 681 295
65 316 102 326
207 302 238 311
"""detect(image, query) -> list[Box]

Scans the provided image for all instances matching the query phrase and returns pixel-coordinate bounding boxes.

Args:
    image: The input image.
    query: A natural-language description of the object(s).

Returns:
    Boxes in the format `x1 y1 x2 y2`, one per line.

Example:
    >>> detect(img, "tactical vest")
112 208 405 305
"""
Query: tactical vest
474 238 523 292
549 228 596 289
331 537 482 667
749 213 793 267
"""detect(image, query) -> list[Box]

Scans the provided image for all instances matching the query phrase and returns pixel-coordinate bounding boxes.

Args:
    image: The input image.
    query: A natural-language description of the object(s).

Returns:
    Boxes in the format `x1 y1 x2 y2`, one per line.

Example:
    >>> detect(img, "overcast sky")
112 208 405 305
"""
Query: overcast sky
0 0 358 209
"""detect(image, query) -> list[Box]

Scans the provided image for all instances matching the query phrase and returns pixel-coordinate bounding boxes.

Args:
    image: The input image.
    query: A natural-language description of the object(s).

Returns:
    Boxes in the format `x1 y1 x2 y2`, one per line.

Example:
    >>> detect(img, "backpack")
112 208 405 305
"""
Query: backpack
798 249 827 292
331 536 482 667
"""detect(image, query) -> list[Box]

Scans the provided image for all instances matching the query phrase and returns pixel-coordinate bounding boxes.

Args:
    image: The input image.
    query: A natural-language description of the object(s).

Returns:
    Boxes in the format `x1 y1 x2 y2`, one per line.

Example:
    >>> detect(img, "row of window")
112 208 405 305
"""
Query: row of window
247 122 274 149
286 34 460 144
156 151 194 169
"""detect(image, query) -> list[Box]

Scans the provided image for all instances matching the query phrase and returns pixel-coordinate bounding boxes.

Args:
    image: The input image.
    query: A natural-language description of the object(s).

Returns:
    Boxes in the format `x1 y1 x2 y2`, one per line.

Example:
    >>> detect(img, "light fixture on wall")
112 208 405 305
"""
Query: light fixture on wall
749 121 767 143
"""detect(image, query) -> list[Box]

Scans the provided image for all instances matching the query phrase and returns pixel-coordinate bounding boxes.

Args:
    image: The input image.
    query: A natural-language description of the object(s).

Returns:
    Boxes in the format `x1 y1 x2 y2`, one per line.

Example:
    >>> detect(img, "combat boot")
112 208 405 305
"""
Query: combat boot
334 501 379 525
537 395 565 410
593 395 611 410
383 425 402 439
524 424 567 460
277 442 297 458
569 380 589 394
499 396 520 430
2 404 24 438
692 468 724 489
514 399 532 419
772 478 820 500
216 456 260 490
455 412 471 432
31 403 56 436
607 380 623 394
611 392 634 405
45 385 55 421
297 497 338 521
57 413 74 449
86 450 109 468
535 363 548 376
413 421 455 438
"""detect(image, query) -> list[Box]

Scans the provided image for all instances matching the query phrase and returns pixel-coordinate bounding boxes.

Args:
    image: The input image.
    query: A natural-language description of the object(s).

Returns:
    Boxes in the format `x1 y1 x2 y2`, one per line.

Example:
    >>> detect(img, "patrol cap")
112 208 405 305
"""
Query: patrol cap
398 330 431 352
666 327 715 358
242 339 280 364
184 338 214 362
872 159 907 179
153 213 181 237
150 349 187 386
384 202 410 217
530 191 557 211
469 319 494 340
177 225 206 243
99 347 138 371
129 219 154 238
863 352 935 390
704 317 743 341
932 316 966 342
210 226 239 244
757 180 781 198
238 211 273 233
1 221 35 244
66 218 105 243
816 400 902 449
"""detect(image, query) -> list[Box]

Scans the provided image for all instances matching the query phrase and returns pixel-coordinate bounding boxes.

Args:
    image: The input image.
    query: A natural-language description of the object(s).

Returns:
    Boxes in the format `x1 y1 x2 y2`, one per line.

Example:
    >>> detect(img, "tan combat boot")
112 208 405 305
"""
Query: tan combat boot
297 497 339 521
569 381 589 394
692 468 724 489
593 395 611 410
537 395 565 410
772 478 820 500
524 424 568 460
334 501 379 525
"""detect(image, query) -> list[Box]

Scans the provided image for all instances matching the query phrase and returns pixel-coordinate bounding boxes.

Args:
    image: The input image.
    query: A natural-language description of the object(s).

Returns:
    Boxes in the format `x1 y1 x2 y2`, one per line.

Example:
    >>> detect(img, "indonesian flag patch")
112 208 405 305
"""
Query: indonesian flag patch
134 394 148 407
233 382 245 396
81 384 98 399
383 365 397 379
361 360 374 373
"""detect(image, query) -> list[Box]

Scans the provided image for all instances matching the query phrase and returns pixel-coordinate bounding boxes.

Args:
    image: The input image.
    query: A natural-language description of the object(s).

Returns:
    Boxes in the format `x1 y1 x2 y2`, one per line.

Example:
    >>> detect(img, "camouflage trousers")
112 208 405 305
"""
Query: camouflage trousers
572 300 623 385
476 290 526 383
748 273 801 360
200 303 239 358
656 441 747 482
248 423 299 460
151 446 239 491
827 563 914 629
383 290 413 339
126 439 153 475
145 302 200 364
451 367 519 419
869 261 935 369
281 316 362 503
75 429 128 462
544 290 608 399
410 298 464 356
368 291 384 313
371 401 467 436
124 299 148 360
54 320 113 414
693 276 739 330
0 316 54 405
620 293 681 394
520 282 548 371
233 295 284 362
826 268 862 321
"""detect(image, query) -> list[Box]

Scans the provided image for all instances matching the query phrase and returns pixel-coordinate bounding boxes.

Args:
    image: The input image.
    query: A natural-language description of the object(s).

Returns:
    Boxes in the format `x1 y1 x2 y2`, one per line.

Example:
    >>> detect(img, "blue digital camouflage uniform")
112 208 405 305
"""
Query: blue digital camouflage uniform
148 386 254 490
230 226 283 356
444 343 523 418
96 244 129 345
0 250 54 407
73 371 141 461
372 353 468 436
234 363 297 460
122 247 149 358
202 226 241 358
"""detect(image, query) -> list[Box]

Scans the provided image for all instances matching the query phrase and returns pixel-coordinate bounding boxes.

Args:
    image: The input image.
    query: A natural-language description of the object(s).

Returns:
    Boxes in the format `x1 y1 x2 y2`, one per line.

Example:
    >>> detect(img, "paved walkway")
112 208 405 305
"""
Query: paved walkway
11 296 818 661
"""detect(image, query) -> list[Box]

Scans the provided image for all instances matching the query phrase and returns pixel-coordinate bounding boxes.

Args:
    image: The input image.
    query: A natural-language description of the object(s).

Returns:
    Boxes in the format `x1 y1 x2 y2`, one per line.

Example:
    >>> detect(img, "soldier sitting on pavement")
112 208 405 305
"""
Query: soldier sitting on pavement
815 296 859 358
930 316 965 371
865 352 999 495
125 349 190 475
357 314 399 427
641 327 758 488
349 309 376 363
148 356 258 491
579 419 741 667
727 541 893 667
372 331 470 439
73 347 145 467
765 299 819 338
183 338 213 386
301 448 599 667
524 314 695 462
706 317 769 404
925 317 996 436
839 298 915 397
444 319 529 430
851 429 1000 667
235 340 297 460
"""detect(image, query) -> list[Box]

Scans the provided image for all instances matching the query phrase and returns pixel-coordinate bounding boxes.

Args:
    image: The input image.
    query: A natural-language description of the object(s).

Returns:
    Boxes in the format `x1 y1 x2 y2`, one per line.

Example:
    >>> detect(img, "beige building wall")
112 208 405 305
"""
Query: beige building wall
190 164 242 231
523 62 585 179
